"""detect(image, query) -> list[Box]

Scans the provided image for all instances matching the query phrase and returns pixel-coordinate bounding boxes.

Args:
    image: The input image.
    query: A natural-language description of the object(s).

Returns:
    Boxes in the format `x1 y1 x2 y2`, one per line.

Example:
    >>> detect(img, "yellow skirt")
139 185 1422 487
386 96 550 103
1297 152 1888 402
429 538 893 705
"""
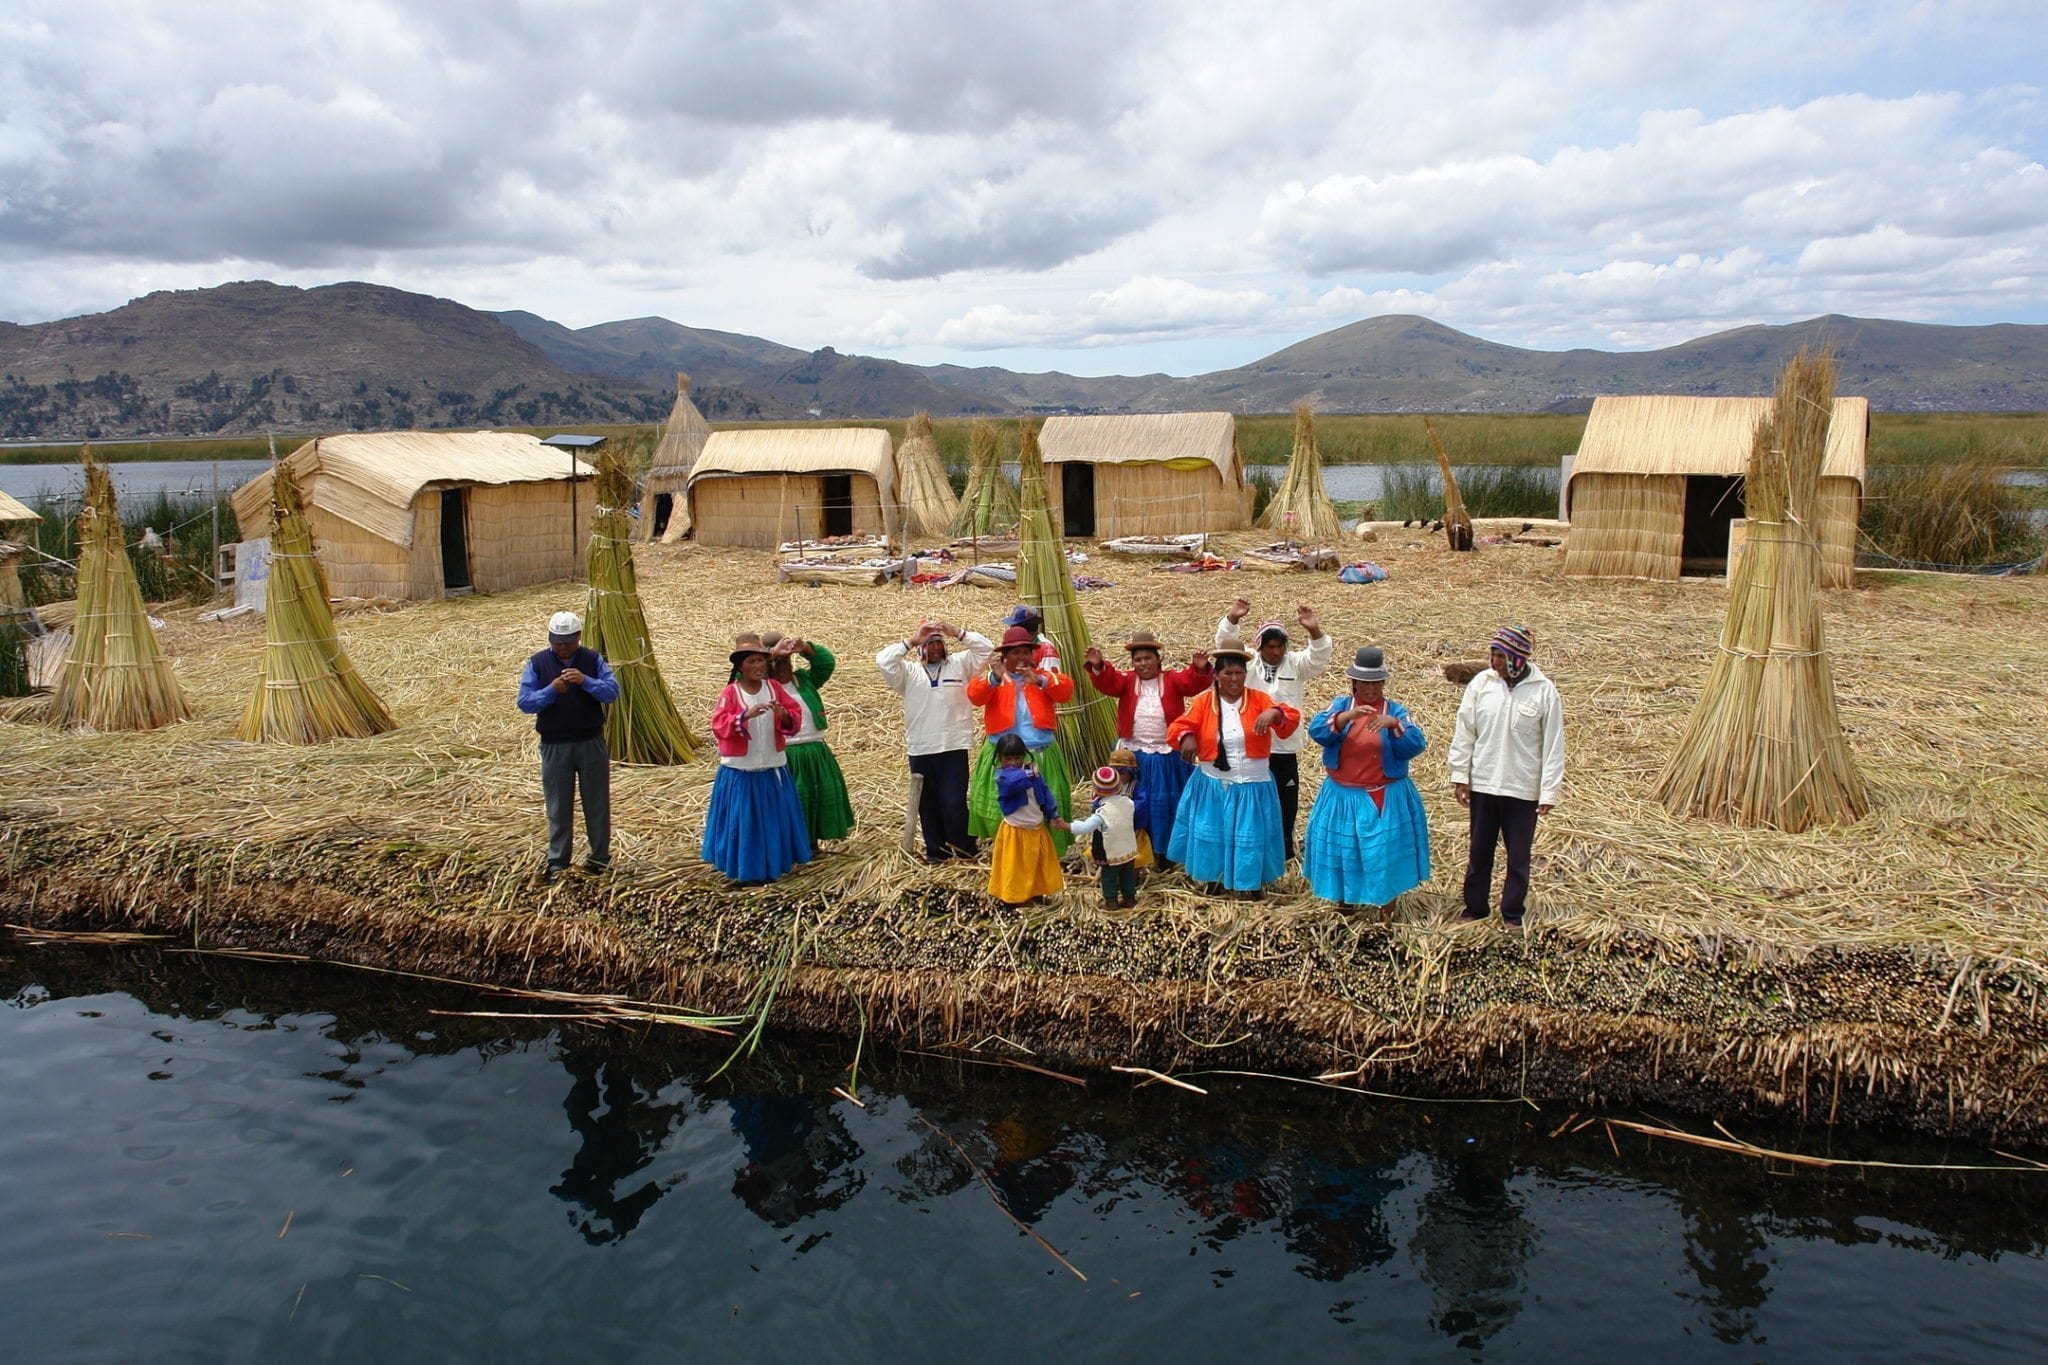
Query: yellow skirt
1133 830 1156 871
989 822 1063 904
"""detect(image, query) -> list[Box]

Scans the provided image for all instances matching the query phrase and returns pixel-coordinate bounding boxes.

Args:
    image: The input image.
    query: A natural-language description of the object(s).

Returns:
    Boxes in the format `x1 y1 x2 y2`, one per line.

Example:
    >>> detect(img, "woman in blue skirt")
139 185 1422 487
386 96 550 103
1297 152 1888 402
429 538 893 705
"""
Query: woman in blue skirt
1303 646 1431 911
702 633 814 885
1165 647 1299 897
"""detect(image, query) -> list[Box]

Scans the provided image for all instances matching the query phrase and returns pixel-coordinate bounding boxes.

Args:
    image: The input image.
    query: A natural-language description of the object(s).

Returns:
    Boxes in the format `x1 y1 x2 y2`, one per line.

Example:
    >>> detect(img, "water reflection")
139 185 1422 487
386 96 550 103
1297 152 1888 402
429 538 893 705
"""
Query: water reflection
6 941 2048 1359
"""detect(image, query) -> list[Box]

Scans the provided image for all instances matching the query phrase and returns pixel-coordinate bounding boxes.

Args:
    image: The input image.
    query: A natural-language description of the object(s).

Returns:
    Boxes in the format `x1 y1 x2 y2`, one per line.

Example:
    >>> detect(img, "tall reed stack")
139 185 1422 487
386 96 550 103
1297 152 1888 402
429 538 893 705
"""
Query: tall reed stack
1015 423 1117 777
49 454 190 731
1655 350 1868 831
1257 405 1344 543
1424 417 1475 551
894 412 960 540
585 443 700 764
238 462 396 743
952 420 1019 537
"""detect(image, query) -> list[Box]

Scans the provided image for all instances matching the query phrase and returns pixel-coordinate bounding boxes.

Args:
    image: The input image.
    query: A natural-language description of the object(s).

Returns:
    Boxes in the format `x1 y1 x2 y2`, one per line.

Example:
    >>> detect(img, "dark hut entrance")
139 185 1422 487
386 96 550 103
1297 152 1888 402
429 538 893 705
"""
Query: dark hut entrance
439 488 472 590
1061 463 1096 537
651 493 674 538
1681 474 1745 575
820 475 854 537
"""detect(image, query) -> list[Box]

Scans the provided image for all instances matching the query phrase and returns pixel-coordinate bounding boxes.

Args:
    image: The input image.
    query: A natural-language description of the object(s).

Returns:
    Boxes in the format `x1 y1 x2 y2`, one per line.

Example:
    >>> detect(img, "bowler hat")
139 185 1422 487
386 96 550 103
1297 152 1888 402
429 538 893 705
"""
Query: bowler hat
1345 646 1389 682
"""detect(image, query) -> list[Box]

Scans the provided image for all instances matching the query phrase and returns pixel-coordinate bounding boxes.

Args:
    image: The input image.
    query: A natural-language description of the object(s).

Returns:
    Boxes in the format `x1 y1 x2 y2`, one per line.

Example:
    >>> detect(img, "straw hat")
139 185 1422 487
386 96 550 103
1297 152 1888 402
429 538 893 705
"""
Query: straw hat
547 610 583 642
1123 628 1165 654
1345 646 1389 682
1210 644 1253 667
998 625 1037 652
729 632 770 665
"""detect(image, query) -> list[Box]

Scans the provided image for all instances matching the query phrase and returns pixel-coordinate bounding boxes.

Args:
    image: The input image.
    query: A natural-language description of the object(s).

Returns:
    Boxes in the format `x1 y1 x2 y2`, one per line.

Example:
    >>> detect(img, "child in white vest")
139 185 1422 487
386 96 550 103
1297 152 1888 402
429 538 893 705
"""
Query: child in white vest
1069 766 1140 909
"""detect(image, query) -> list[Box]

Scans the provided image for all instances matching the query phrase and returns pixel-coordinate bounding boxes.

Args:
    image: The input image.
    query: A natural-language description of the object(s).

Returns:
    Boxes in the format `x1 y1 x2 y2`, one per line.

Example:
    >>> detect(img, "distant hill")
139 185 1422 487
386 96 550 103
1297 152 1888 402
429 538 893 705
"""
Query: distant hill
4 281 2044 440
0 281 675 439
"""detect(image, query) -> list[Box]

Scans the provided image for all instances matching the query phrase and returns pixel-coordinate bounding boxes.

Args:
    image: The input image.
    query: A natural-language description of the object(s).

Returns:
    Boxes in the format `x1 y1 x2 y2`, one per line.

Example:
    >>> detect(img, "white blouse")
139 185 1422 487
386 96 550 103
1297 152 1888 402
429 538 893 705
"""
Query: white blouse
721 683 788 771
1212 694 1270 785
1129 676 1170 752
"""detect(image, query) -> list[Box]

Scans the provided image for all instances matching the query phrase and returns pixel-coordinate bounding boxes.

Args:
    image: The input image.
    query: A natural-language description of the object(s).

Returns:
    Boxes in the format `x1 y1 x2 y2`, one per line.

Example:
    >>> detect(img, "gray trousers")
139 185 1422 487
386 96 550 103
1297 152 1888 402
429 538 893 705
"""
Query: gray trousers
542 736 610 868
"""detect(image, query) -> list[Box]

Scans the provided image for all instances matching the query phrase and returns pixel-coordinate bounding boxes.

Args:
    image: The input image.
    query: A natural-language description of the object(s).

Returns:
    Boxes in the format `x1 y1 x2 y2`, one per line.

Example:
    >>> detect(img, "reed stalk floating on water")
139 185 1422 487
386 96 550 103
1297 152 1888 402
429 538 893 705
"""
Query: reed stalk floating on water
1257 404 1344 543
1015 422 1118 777
238 460 396 743
49 451 190 731
1656 349 1869 831
585 442 700 764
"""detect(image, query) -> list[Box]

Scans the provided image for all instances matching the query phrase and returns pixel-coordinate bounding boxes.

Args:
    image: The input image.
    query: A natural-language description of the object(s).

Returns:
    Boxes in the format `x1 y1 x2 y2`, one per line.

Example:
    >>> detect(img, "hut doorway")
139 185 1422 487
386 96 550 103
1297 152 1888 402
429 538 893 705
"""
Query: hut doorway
820 474 854 537
1681 474 1745 573
651 492 674 539
1061 464 1096 537
440 488 472 590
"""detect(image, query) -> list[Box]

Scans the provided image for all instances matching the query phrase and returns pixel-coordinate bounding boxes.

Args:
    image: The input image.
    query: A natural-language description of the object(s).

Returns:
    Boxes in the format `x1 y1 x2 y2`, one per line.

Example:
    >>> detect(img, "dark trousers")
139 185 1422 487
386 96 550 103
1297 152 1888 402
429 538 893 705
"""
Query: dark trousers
542 736 611 869
1271 752 1302 858
1463 791 1539 919
910 750 975 860
1098 860 1138 904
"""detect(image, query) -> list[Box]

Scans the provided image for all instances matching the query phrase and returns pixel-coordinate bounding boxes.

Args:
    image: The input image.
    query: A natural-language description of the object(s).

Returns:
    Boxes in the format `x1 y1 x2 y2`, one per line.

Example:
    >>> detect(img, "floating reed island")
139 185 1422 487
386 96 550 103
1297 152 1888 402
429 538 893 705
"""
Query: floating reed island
3 528 2047 1139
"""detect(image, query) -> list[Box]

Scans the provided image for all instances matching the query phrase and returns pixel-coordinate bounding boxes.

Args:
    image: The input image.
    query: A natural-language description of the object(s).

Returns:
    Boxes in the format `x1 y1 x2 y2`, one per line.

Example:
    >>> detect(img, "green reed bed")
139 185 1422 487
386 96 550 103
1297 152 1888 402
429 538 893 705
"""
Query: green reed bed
1375 463 1562 520
21 489 232 605
1861 460 2044 567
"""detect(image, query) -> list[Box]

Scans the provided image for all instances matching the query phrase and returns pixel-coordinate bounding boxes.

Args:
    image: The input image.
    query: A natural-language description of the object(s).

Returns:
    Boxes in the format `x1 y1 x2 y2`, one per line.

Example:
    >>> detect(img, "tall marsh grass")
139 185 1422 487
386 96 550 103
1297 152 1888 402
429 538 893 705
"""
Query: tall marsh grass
21 489 231 605
1376 464 1561 521
1860 461 2043 566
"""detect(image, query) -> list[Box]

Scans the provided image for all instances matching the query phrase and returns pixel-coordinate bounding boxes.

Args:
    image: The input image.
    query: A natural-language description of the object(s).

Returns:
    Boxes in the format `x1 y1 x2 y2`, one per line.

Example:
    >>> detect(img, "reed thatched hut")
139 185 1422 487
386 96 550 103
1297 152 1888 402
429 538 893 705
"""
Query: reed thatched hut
642 373 712 544
686 427 899 549
1037 413 1252 538
0 491 35 613
1564 395 1867 588
230 431 596 602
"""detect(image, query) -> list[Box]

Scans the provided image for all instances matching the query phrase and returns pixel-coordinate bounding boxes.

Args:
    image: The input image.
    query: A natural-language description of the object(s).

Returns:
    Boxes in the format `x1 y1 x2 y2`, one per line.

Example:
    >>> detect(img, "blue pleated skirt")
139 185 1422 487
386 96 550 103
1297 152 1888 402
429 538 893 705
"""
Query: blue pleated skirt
1303 777 1432 906
1167 767 1286 891
701 764 814 883
1130 747 1193 863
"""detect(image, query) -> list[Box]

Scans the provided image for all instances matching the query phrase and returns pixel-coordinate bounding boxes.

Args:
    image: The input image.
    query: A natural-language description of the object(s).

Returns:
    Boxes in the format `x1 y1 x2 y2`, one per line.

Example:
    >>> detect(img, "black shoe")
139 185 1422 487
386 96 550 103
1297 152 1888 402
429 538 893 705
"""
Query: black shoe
541 864 568 886
582 859 610 875
1457 907 1489 922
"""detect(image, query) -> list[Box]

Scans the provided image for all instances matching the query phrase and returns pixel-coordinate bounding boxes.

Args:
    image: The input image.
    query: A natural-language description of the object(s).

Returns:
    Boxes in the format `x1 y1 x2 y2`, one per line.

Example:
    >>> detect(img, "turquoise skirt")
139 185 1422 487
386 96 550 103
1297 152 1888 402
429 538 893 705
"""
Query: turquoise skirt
1303 777 1431 906
1167 767 1285 891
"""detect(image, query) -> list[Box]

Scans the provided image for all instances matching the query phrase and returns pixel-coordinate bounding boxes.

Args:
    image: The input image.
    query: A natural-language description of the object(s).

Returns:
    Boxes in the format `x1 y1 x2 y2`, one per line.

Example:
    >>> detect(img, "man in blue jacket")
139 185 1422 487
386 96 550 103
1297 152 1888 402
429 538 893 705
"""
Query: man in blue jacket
518 610 621 882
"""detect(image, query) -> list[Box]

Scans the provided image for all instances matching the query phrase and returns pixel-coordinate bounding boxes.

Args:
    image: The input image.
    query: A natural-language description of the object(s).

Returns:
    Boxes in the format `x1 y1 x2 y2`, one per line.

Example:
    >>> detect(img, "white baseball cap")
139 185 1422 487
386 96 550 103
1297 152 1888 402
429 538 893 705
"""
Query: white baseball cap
547 610 584 640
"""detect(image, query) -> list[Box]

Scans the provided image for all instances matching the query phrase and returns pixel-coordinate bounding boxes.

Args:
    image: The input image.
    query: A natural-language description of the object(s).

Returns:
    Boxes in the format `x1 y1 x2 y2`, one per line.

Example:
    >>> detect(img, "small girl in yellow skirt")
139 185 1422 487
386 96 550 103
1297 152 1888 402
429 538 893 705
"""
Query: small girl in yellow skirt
989 734 1068 906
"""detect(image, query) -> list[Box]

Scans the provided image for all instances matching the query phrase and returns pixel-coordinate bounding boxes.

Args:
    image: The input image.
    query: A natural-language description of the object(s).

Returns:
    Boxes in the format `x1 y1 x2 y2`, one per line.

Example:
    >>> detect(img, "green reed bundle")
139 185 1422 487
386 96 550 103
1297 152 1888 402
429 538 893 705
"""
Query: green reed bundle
585 443 700 763
1015 422 1117 777
1656 350 1868 831
1256 405 1343 543
895 412 960 540
49 454 190 731
238 462 396 743
952 419 1019 537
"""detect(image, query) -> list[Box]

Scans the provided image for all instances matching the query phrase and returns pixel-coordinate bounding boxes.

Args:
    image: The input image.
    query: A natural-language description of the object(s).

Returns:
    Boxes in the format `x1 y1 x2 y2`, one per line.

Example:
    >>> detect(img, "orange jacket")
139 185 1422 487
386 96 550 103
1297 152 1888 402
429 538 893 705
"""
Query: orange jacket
966 665 1074 735
1166 686 1299 762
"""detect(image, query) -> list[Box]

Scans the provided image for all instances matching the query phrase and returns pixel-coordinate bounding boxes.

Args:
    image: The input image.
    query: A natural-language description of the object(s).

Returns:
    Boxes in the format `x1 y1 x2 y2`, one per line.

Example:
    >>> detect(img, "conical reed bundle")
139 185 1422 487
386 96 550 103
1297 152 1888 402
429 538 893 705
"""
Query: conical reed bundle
238 461 396 743
1015 422 1117 777
1654 349 1868 831
49 452 190 731
1257 405 1344 543
586 442 700 764
952 420 1020 536
895 412 960 540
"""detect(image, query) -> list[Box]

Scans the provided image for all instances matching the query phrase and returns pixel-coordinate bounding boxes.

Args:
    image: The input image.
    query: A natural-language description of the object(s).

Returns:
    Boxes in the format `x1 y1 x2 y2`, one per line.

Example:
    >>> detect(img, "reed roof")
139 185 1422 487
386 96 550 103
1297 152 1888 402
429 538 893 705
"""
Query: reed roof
231 431 594 548
646 373 713 480
0 489 39 524
1570 396 1868 489
689 427 897 502
1038 412 1240 482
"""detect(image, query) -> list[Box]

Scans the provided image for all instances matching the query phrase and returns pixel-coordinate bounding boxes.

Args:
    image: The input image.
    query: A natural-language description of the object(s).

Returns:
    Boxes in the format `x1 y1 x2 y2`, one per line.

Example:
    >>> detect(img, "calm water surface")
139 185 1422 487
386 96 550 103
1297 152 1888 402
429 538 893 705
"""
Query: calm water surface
4 941 2044 1362
0 459 269 504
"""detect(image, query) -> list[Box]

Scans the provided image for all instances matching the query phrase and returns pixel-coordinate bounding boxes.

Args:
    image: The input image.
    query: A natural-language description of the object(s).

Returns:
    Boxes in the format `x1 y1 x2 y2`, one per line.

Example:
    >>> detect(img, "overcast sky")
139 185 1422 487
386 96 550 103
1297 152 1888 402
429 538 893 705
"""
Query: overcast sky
2 0 2043 375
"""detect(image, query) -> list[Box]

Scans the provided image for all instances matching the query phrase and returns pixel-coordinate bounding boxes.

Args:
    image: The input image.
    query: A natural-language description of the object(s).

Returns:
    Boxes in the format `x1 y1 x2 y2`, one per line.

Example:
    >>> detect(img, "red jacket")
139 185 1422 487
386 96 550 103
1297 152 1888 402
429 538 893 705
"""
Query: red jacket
710 678 803 757
1166 686 1300 762
1083 658 1213 739
965 665 1074 736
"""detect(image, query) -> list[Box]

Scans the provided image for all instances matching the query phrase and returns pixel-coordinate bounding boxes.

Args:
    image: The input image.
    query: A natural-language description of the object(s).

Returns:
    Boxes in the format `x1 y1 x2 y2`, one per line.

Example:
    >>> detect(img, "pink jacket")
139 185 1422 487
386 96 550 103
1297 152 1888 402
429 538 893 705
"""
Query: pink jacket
711 679 803 757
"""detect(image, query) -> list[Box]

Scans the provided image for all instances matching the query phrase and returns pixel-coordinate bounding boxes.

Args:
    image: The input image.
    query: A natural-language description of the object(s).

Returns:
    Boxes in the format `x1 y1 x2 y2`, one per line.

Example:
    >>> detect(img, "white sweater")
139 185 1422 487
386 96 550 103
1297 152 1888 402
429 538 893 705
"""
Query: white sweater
1447 664 1565 806
1214 615 1334 755
875 631 994 756
1069 793 1139 864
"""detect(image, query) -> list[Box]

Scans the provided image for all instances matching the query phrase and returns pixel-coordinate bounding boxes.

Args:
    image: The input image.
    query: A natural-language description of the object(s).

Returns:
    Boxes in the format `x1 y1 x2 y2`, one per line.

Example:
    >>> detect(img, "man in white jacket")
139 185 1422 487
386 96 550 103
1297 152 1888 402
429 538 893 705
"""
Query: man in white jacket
1448 625 1564 927
1216 599 1334 859
877 619 994 862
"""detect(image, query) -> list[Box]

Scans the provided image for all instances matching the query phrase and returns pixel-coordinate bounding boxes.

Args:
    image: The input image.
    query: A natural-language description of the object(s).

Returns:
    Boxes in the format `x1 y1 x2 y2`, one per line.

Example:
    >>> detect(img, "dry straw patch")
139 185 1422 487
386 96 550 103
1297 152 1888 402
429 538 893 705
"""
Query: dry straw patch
3 525 2046 994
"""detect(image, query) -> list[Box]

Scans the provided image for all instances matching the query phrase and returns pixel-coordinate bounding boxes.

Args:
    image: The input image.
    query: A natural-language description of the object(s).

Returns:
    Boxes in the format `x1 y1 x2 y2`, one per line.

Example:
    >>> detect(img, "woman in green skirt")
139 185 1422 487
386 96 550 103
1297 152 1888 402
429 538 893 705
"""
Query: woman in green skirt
762 631 855 849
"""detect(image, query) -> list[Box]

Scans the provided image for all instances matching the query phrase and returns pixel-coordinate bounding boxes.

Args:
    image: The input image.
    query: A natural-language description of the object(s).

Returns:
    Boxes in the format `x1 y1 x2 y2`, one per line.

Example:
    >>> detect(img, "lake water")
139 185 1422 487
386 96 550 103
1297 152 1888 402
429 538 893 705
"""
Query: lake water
5 939 2045 1360
0 460 269 505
